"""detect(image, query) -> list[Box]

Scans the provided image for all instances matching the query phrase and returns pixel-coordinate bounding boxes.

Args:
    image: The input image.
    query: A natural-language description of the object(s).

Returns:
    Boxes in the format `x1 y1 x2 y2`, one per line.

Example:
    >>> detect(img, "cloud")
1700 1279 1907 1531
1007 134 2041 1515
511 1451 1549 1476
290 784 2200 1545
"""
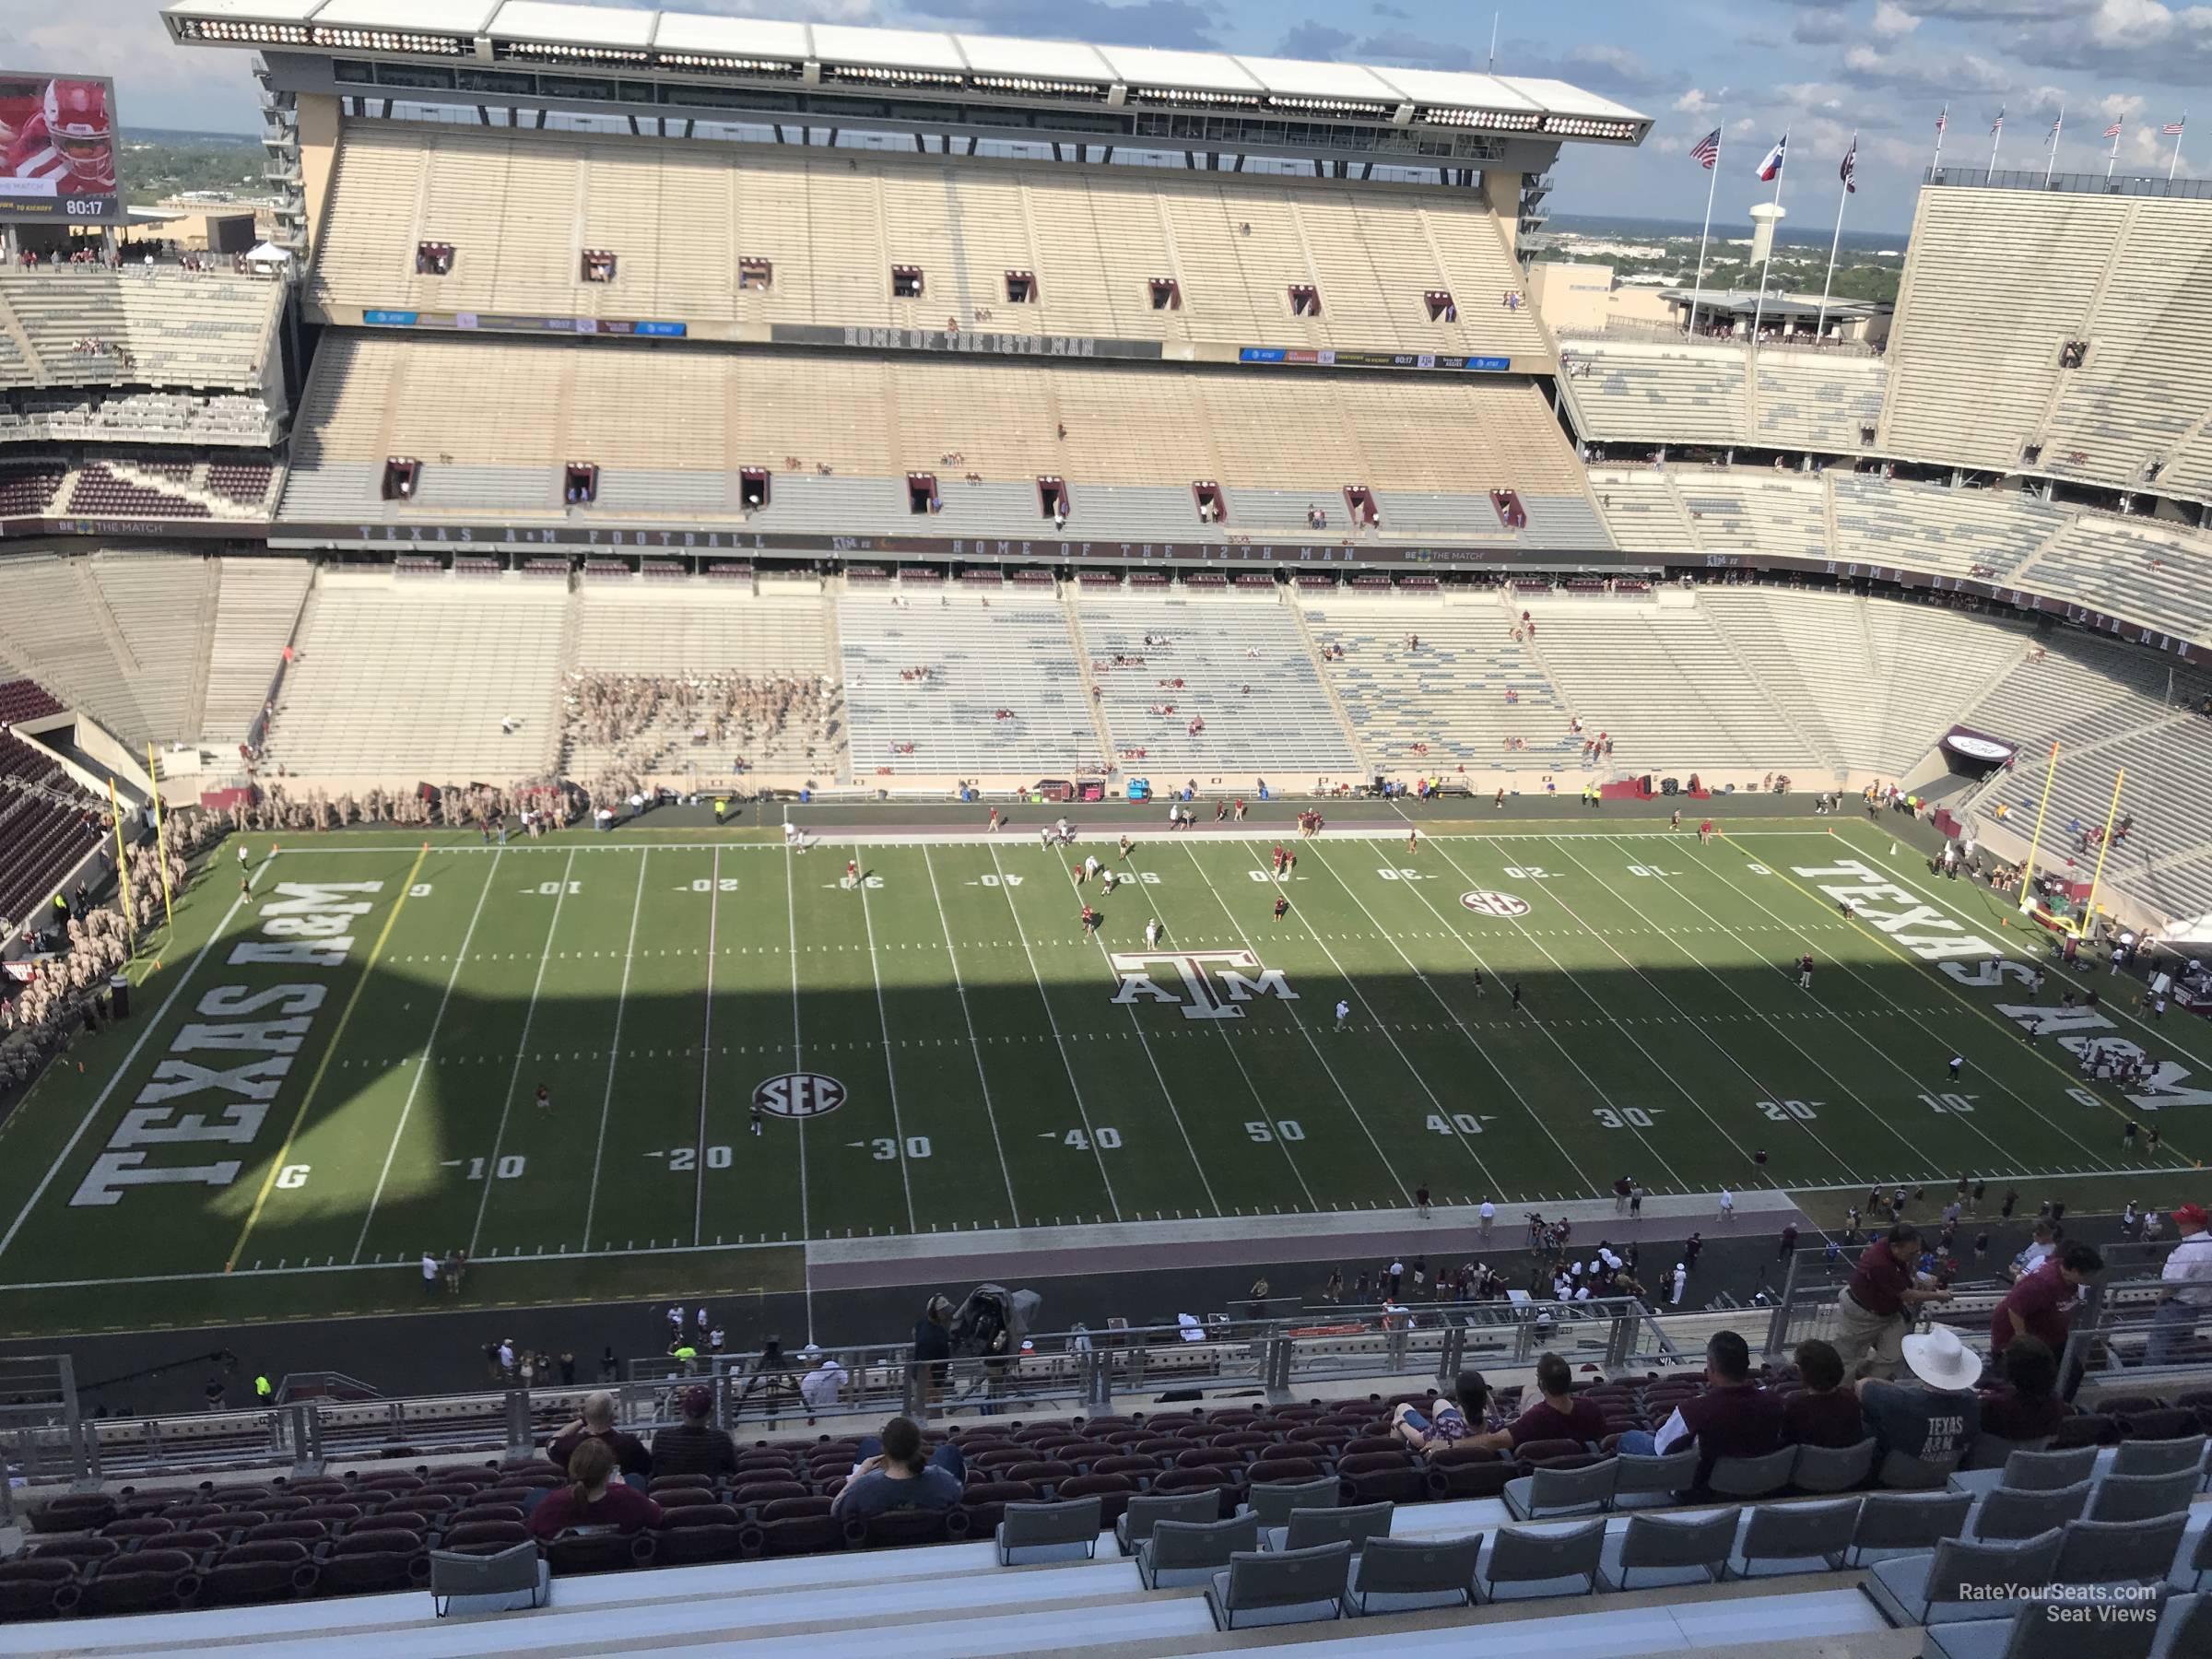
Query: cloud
1793 12 1850 42
900 0 1220 49
1348 29 1478 71
2014 0 2212 85
1276 21 1357 59
1871 0 1922 34
1368 1 1409 16
1675 88 1724 114
1504 41 1664 95
1838 41 2049 104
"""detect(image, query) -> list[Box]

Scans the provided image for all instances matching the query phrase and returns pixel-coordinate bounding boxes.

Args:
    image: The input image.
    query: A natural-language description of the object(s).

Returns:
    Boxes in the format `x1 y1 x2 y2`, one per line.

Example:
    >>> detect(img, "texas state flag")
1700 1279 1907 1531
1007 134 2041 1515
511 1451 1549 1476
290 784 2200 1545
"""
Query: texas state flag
1755 135 1787 180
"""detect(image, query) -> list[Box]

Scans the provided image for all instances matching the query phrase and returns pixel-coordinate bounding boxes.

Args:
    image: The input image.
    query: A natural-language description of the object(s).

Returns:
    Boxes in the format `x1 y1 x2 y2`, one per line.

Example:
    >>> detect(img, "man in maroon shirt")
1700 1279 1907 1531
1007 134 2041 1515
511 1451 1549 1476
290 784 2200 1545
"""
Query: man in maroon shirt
1618 1330 1786 1485
1831 1224 1954 1379
1782 1338 1865 1449
1992 1242 2101 1356
1465 1353 1606 1451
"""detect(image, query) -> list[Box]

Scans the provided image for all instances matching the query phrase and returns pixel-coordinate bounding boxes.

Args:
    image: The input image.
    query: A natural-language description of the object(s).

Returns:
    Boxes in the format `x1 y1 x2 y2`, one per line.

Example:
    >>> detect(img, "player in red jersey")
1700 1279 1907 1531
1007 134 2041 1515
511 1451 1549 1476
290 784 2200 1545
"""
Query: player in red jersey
2 80 117 194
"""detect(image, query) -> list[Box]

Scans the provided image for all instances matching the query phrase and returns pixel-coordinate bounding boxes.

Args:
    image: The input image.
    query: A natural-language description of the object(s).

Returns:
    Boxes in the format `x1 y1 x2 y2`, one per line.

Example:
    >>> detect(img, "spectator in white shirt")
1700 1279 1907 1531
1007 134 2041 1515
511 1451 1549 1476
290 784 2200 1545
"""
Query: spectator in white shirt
421 1252 441 1297
2147 1203 2212 1364
798 1347 848 1420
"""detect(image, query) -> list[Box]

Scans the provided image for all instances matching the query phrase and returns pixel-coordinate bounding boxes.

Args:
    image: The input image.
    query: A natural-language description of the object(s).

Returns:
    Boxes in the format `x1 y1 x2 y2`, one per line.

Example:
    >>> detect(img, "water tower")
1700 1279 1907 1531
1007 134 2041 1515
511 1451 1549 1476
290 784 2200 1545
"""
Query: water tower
1749 201 1788 268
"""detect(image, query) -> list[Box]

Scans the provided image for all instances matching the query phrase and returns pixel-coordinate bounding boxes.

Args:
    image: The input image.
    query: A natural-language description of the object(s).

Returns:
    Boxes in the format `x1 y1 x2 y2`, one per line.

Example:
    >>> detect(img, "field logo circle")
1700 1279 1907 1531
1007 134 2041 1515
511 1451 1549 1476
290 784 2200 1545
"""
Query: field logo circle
753 1072 847 1119
1459 890 1531 918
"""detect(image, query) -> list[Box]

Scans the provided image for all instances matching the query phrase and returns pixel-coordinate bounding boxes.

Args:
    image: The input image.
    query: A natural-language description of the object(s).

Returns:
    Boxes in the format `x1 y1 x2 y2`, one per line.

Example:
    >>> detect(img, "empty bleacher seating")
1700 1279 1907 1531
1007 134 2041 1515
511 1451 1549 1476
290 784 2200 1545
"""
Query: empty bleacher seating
0 267 282 393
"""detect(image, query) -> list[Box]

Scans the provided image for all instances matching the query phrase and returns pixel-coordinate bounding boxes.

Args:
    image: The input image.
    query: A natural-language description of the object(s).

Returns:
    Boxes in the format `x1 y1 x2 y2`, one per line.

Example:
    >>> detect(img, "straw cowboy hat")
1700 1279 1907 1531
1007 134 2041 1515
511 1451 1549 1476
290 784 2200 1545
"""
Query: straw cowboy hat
1900 1324 1983 1392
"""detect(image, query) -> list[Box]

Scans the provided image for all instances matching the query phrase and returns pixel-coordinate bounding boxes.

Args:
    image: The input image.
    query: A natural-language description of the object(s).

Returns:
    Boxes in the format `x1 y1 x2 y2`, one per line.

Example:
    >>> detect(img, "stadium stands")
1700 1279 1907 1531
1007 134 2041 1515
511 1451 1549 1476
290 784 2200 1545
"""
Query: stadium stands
280 331 1602 544
0 269 283 394
0 683 98 935
0 392 277 448
1077 593 1363 777
258 571 569 782
198 558 312 746
840 589 1099 778
1559 340 1886 455
309 124 1553 362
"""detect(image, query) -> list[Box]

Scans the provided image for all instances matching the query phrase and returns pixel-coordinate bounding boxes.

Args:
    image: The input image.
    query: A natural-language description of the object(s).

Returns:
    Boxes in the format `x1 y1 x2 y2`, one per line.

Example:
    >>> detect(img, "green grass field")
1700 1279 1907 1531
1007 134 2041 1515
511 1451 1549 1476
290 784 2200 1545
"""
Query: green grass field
1 811 2206 1338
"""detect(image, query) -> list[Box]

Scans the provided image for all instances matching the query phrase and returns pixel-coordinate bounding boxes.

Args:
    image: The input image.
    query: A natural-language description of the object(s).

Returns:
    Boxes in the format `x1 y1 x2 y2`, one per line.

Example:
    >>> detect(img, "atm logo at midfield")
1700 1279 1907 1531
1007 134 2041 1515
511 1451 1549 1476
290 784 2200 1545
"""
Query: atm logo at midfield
1108 949 1298 1020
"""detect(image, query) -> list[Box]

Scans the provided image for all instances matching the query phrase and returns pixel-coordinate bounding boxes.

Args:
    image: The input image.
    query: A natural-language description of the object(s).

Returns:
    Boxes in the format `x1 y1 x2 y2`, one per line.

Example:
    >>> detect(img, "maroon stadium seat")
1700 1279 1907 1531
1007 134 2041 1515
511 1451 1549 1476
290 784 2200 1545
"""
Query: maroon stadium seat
195 1540 317 1606
1053 1473 1137 1527
73 1548 202 1617
756 1497 842 1558
546 1529 653 1575
0 1559 79 1620
952 1480 1040 1535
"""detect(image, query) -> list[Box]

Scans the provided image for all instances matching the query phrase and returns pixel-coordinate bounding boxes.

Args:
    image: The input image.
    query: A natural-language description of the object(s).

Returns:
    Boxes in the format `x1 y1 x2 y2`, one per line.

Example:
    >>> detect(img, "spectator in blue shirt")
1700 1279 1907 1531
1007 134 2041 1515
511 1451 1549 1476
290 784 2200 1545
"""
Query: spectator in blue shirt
830 1417 966 1520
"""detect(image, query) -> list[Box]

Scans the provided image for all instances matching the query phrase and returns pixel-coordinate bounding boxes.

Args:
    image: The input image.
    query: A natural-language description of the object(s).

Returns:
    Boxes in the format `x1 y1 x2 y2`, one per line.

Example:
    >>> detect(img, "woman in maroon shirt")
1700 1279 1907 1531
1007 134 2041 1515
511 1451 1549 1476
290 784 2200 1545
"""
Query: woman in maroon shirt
526 1437 664 1540
1782 1339 1866 1449
1975 1335 2070 1444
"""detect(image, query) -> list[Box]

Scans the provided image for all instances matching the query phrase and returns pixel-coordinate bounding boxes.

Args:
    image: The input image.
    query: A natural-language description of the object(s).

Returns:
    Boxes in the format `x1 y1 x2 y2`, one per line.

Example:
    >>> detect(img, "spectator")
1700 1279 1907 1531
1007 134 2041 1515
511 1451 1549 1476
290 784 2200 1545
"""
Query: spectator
1857 1324 1983 1474
1991 1242 2102 1356
1618 1331 1785 1484
1782 1339 1865 1449
2001 1219 2060 1284
547 1389 653 1484
798 1347 848 1420
525 1437 662 1541
1466 1352 1606 1452
649 1385 738 1479
1976 1335 2068 1442
1391 1370 1494 1451
910 1296 952 1408
2147 1203 2212 1365
829 1416 965 1520
1830 1224 1952 1379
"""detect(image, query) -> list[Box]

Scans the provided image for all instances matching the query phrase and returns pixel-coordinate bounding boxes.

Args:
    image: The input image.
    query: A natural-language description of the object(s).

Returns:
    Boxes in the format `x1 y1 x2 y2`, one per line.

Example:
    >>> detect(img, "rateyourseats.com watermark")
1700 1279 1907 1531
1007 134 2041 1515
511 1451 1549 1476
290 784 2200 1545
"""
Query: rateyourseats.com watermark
1960 1583 2164 1622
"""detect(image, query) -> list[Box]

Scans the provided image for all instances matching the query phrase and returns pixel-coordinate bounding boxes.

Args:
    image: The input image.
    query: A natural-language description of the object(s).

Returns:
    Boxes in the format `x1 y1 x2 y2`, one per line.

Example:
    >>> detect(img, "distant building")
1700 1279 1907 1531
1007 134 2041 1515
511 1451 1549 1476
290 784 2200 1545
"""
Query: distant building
1527 261 1675 332
1658 287 1891 347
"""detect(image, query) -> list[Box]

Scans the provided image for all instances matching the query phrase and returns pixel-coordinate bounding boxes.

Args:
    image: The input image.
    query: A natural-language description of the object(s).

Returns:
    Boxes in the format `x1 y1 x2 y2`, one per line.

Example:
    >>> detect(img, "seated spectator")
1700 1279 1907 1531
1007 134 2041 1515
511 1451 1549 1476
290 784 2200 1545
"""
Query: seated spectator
829 1416 965 1519
1618 1330 1785 1484
649 1384 737 1479
1392 1370 1494 1452
526 1437 662 1540
1782 1338 1865 1449
798 1347 848 1420
1857 1324 1983 1473
547 1389 653 1485
1976 1335 2067 1442
1465 1352 1606 1452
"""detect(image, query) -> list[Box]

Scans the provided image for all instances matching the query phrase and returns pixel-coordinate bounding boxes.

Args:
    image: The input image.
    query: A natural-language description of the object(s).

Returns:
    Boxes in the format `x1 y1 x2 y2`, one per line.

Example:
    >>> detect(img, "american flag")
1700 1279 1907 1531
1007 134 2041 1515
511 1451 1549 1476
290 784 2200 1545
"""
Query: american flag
2165 119 2188 135
1990 106 2005 134
1690 127 1721 169
1840 139 1858 194
2102 119 2124 139
1935 109 1947 134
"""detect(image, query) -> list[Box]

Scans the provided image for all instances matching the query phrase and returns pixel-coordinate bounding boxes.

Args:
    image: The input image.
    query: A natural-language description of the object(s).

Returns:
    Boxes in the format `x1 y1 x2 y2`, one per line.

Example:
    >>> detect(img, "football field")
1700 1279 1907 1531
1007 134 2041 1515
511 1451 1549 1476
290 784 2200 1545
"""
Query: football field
1 810 2206 1338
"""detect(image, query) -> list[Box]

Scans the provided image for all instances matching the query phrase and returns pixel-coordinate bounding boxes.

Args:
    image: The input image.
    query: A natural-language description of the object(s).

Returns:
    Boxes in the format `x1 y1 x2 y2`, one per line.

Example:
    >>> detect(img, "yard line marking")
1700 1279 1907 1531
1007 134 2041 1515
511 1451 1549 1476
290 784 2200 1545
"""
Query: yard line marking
352 849 503 1263
985 843 1132 1218
1719 830 2142 1163
852 844 917 1235
1540 835 1971 1175
1176 844 1397 1212
692 846 719 1249
782 838 814 1340
1386 836 1710 1188
1288 839 1609 1194
1030 841 1220 1217
580 850 650 1253
0 883 255 1270
226 846 429 1272
1169 844 1324 1209
465 847 578 1258
921 846 1019 1222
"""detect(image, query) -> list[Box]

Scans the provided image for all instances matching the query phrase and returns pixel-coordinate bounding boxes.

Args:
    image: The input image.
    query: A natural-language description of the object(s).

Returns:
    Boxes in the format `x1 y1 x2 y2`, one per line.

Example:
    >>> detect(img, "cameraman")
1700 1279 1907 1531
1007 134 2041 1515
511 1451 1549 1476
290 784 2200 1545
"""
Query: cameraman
909 1297 951 1411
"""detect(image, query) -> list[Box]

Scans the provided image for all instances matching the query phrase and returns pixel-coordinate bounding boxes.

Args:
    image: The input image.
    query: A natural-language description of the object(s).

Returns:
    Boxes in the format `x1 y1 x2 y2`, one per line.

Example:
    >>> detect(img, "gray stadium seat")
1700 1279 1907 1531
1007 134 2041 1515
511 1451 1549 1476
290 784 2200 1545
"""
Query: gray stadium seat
2054 1514 2191 1586
1921 1591 2171 1659
1114 1488 1218 1557
1958 1433 2056 1478
1241 1475 1341 1528
1599 1507 1738 1591
428 1542 547 1618
994 1496 1102 1566
1475 1517 1607 1602
1342 1533 1482 1616
2112 1436 2207 1480
1878 1449 1959 1489
1862 1527 2064 1626
1708 1446 1795 1500
1205 1540 1352 1630
1971 1480 2092 1541
1847 1489 1977 1566
1502 1456 1618 1520
1137 1512 1261 1589
2173 1526 2212 1593
1952 1444 2097 1499
1263 1501 1393 1557
1729 1498 1858 1577
1790 1439 1877 1494
1612 1448 1700 1509
2155 1593 2209 1657
2088 1470 2199 1524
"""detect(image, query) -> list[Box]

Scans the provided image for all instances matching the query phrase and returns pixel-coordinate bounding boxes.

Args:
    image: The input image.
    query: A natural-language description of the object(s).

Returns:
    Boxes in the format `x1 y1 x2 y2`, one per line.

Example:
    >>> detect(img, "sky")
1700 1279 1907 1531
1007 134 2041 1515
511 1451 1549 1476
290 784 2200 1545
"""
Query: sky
17 0 2212 235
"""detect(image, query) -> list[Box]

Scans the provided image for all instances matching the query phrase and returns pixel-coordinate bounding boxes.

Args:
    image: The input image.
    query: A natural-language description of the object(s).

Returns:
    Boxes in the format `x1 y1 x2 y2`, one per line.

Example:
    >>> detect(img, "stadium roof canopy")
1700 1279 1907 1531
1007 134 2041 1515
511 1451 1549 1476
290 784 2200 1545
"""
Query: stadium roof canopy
165 0 1650 147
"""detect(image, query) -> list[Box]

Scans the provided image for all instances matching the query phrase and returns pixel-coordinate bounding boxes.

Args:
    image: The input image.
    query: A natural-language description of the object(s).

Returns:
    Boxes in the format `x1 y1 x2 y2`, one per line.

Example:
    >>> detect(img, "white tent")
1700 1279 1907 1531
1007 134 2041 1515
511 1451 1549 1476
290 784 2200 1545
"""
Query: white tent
244 241 292 268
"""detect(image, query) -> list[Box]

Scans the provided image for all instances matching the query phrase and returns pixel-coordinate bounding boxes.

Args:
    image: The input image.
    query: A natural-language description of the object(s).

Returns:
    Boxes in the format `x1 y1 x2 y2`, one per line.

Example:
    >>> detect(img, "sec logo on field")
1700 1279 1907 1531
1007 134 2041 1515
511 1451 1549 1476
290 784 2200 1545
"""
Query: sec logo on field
1459 890 1531 918
753 1073 847 1119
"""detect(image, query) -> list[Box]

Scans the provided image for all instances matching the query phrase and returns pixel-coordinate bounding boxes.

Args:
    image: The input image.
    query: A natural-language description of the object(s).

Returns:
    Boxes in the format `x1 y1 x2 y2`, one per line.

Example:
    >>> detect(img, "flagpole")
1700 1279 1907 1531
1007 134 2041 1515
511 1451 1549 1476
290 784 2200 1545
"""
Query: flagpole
1687 113 1721 340
1750 127 1787 345
2044 102 2063 186
1817 132 1854 342
1989 108 2004 174
1931 103 1947 178
2106 120 2122 180
2171 116 2187 181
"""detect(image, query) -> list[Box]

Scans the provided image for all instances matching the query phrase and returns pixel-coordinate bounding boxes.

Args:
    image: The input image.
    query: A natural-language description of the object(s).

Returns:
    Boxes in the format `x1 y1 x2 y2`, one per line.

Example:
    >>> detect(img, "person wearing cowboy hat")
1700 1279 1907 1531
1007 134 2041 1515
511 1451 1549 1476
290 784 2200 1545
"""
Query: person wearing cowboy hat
2147 1202 2212 1365
1854 1324 1982 1474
